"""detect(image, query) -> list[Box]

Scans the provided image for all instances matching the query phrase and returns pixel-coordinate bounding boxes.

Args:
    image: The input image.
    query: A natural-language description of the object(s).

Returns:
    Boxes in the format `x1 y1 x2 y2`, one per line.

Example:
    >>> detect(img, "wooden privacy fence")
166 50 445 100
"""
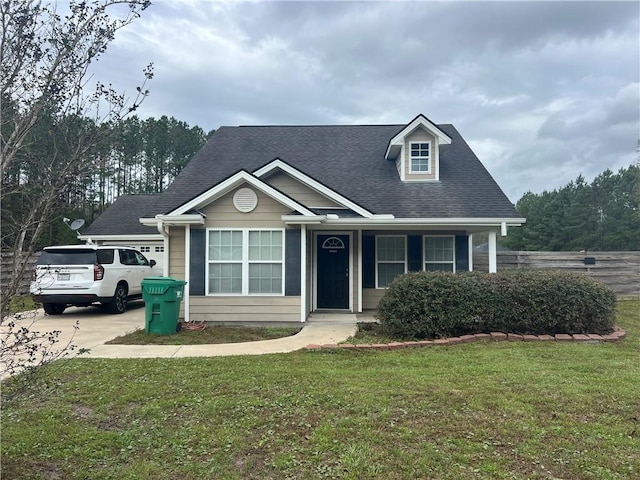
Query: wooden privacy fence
1 252 41 296
473 251 640 296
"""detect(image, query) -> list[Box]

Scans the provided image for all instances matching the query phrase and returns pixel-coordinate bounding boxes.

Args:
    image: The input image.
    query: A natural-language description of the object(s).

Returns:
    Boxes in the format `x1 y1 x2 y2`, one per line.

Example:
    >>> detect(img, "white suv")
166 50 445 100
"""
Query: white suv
30 245 161 315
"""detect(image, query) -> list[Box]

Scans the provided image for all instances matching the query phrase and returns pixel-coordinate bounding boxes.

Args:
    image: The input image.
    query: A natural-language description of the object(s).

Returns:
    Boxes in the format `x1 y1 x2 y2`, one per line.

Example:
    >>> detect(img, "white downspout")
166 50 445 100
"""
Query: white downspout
300 225 307 323
156 220 169 276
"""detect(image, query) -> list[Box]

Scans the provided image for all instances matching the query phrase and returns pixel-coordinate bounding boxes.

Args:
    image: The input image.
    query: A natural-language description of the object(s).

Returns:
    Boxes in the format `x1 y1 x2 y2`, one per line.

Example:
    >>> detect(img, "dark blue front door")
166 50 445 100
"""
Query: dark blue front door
317 235 349 309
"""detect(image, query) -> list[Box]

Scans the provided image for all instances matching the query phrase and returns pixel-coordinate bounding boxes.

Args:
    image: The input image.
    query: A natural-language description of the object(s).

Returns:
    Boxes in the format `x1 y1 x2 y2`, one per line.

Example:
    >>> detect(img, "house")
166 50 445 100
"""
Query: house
82 114 525 324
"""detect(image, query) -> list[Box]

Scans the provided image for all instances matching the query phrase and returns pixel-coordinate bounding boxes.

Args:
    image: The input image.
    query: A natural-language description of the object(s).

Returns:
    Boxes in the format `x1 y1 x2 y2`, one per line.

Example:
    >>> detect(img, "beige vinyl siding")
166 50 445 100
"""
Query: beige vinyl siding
203 186 291 228
189 295 300 323
404 128 436 180
362 288 385 310
264 171 342 208
166 229 187 318
168 228 185 279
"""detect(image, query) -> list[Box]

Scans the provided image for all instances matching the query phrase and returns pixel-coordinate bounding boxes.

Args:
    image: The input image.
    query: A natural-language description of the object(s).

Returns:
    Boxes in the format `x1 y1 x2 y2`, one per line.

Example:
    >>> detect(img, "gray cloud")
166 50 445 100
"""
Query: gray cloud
88 0 639 202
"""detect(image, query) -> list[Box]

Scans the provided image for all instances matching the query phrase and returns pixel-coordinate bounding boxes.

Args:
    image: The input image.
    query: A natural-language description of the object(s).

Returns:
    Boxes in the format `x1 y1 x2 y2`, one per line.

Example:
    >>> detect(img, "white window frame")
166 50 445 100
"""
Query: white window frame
409 141 431 174
206 228 285 296
375 235 407 289
423 235 456 272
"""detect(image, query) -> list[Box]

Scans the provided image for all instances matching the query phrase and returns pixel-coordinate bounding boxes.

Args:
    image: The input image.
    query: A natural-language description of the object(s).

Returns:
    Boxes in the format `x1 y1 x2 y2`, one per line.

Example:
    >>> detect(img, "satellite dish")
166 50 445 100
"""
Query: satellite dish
70 219 85 231
62 217 86 238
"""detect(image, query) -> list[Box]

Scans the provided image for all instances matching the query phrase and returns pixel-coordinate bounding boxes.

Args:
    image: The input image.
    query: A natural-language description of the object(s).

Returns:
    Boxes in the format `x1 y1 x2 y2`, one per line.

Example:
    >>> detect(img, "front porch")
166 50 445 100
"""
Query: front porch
172 222 509 325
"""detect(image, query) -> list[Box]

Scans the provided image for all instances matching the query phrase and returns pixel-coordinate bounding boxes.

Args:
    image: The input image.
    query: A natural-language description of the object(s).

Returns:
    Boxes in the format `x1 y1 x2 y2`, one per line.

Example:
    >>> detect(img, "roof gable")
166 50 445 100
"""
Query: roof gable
170 169 315 217
254 158 374 218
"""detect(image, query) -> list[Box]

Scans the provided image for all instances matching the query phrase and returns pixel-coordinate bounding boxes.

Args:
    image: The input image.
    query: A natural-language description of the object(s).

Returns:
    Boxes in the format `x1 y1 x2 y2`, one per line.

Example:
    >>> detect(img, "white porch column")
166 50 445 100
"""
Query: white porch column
300 225 307 323
184 225 190 322
488 230 498 273
468 233 474 272
358 229 363 313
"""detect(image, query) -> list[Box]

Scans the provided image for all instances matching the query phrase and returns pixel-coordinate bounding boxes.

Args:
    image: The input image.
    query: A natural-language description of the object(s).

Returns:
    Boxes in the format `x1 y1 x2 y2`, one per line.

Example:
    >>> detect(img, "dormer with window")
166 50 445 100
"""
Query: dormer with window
385 114 452 182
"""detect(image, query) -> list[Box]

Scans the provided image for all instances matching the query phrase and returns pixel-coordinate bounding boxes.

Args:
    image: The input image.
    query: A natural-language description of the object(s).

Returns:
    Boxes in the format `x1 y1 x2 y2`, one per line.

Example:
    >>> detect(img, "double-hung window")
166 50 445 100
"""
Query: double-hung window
208 229 283 295
424 236 455 272
410 142 430 173
248 230 283 294
376 236 406 288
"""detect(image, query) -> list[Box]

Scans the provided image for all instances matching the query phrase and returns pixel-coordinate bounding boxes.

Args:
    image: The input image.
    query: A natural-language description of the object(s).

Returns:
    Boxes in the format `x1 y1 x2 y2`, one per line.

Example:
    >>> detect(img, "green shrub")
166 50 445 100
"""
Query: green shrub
376 270 617 340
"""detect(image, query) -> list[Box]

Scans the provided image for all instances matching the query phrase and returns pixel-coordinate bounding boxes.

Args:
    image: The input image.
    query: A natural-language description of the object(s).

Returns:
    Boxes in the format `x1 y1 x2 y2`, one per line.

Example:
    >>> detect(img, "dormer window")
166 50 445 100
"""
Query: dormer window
386 115 451 182
410 142 431 173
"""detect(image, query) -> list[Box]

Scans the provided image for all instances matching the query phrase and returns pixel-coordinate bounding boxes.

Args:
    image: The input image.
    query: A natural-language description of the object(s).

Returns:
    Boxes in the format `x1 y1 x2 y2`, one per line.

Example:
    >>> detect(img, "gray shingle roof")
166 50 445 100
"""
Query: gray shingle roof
86 121 521 235
84 194 161 236
158 123 520 218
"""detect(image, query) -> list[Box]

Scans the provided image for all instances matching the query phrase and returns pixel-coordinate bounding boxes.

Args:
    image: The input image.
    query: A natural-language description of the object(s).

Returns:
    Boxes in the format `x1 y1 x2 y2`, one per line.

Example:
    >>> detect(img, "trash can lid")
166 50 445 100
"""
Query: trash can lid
142 276 187 285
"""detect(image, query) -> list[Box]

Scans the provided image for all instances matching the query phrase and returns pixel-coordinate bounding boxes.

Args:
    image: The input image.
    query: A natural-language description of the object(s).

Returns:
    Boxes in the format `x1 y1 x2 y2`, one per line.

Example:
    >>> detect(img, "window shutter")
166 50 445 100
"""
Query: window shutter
189 229 206 296
455 235 469 272
407 235 422 272
285 229 301 296
362 235 375 288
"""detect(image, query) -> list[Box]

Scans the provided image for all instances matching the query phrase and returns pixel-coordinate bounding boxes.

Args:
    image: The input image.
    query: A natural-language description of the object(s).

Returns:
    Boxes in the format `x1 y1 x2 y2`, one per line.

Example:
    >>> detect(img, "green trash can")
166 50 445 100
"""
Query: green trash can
141 277 187 335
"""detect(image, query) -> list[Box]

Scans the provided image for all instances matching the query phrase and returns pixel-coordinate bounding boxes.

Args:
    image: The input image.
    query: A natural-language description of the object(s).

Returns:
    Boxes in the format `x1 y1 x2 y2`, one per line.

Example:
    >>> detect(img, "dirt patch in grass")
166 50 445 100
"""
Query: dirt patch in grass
106 325 302 345
343 322 399 344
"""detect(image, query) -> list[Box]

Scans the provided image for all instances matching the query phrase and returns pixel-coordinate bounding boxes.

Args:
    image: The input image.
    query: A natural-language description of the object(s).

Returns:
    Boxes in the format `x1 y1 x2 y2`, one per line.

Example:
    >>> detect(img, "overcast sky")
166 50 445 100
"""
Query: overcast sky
92 0 639 203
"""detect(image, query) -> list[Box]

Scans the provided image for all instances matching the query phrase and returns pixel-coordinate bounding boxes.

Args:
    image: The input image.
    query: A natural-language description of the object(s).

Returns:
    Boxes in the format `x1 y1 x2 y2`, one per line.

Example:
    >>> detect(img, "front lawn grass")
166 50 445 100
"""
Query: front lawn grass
106 325 302 345
2 299 639 480
5 295 40 315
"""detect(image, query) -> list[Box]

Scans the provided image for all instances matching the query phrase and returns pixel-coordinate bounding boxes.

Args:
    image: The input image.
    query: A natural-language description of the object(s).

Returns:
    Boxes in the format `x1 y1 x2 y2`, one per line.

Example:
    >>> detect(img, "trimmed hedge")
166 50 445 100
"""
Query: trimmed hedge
376 270 617 340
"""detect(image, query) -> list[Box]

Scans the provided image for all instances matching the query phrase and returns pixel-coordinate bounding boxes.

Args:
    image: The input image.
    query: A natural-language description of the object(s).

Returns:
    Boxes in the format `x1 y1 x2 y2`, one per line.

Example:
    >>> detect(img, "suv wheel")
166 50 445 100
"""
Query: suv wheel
106 284 128 314
43 303 66 315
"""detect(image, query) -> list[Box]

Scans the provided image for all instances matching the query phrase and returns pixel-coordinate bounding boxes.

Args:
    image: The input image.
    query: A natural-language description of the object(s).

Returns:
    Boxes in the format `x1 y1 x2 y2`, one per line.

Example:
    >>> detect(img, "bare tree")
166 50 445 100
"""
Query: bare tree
1 0 152 320
1 0 152 381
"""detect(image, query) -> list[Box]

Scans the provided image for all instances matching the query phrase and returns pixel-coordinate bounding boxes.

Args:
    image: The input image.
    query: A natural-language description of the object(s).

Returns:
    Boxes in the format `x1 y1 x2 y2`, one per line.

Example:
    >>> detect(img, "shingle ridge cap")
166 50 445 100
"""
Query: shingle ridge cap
234 123 407 128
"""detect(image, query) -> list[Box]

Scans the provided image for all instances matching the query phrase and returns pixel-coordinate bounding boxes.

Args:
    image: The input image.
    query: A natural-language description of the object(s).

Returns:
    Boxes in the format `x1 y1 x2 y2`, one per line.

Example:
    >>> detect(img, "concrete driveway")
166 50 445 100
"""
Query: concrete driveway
1 304 360 375
1 302 145 379
4 301 146 351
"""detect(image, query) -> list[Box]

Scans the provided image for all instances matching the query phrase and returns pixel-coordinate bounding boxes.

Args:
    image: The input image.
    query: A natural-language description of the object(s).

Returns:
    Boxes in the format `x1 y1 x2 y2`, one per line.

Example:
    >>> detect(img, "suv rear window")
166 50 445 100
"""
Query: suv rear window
38 249 116 265
38 249 97 265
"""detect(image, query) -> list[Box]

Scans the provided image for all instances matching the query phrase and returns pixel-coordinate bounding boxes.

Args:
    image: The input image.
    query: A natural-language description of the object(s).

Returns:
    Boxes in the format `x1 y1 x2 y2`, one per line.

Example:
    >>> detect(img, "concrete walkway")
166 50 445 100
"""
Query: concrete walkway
2 303 361 361
86 317 357 358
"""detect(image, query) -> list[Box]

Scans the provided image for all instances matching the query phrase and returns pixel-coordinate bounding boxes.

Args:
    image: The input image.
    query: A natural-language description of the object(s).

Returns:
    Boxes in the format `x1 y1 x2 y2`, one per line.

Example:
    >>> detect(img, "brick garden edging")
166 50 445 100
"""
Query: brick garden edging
305 327 626 351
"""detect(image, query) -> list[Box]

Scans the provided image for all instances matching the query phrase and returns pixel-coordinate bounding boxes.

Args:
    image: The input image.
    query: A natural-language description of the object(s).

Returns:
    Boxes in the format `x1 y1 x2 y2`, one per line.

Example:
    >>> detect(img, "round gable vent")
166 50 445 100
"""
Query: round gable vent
233 187 258 213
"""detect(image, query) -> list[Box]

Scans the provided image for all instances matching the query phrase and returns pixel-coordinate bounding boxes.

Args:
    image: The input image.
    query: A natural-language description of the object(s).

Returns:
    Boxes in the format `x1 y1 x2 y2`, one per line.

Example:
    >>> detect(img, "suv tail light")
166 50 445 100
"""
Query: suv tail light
94 264 105 281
